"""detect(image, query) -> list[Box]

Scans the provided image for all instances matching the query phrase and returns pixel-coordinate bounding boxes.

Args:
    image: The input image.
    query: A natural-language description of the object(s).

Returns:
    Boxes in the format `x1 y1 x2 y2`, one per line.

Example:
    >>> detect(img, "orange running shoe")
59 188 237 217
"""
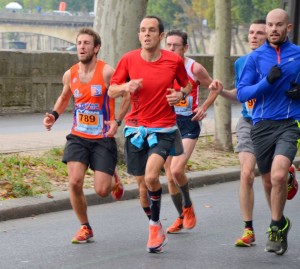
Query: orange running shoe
71 225 94 244
166 217 183 234
182 205 196 229
111 170 124 201
287 165 298 200
147 222 168 253
235 228 256 247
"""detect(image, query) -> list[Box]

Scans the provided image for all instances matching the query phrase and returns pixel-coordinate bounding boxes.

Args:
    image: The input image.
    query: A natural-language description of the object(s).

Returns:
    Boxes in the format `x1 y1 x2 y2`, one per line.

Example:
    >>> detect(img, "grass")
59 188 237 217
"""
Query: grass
0 148 67 199
1 133 298 201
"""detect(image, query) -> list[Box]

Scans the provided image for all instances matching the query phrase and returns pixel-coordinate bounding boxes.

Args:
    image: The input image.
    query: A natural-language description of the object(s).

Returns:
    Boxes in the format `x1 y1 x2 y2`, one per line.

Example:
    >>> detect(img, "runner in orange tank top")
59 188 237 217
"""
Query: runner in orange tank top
43 28 130 244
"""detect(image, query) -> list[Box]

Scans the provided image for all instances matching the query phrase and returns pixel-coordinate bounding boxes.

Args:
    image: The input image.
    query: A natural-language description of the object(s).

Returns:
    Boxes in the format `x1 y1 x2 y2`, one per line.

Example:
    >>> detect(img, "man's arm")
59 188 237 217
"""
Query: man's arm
219 88 239 102
115 92 131 122
236 56 274 102
104 64 131 136
166 81 192 106
43 70 72 131
108 79 143 98
191 62 221 121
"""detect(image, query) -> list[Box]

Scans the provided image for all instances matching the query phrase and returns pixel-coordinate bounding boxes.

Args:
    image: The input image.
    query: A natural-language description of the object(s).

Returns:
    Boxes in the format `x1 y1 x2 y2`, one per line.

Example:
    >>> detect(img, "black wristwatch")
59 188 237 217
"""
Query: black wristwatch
115 119 122 126
181 90 187 100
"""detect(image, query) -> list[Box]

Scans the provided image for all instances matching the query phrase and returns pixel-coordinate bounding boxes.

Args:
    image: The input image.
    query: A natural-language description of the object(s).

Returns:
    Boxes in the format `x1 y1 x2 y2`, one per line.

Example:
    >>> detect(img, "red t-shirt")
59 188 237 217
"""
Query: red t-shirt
111 49 189 128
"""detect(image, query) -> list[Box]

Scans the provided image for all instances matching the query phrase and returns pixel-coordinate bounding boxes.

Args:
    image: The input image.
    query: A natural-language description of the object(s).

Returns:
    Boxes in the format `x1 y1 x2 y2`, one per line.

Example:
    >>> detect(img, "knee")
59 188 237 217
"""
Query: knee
94 184 110 197
171 166 184 181
69 177 84 193
145 175 159 188
240 169 255 185
272 170 287 186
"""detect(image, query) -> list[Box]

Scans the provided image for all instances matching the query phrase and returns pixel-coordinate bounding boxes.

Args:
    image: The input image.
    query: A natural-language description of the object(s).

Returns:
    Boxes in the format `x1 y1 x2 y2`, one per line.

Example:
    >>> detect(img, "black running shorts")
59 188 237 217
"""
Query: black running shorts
62 134 117 176
251 119 300 174
176 114 201 139
125 132 176 176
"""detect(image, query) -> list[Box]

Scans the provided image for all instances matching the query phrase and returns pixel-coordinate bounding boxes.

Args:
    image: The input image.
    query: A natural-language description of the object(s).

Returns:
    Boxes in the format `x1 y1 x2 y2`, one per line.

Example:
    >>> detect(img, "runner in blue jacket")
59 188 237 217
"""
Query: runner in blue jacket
237 8 300 256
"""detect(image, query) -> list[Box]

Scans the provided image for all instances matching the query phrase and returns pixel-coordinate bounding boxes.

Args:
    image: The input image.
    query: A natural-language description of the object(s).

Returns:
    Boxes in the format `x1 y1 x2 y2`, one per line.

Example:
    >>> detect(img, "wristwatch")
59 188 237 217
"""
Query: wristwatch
115 119 122 126
181 90 187 100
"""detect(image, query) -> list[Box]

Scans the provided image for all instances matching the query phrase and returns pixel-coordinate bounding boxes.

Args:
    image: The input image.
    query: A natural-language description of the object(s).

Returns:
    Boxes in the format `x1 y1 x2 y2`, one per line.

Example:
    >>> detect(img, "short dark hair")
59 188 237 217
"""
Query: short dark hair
76 27 101 47
252 19 266 25
143 15 164 33
165 30 188 46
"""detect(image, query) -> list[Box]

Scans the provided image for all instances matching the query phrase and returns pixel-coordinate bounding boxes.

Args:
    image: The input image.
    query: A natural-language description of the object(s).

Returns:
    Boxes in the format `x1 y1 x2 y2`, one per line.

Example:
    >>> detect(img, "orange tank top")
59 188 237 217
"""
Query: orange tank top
70 60 115 139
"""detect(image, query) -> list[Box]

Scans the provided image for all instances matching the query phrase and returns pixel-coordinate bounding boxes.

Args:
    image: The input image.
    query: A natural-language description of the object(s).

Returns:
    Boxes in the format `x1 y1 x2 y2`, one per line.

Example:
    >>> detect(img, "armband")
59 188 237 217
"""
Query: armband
51 110 59 121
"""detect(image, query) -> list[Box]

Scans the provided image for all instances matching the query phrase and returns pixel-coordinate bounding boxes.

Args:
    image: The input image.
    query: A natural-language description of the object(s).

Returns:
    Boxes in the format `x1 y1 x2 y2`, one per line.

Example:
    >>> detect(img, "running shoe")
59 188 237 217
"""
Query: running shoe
71 225 94 244
235 228 255 247
147 221 168 253
287 165 298 200
182 205 196 229
265 217 291 255
111 170 124 201
166 217 183 234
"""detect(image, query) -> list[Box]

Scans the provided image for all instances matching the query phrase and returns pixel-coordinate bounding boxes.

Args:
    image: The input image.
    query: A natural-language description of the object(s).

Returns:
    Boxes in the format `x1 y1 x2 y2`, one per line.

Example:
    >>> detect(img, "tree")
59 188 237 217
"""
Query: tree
213 0 233 151
94 0 148 159
94 0 148 67
146 0 183 30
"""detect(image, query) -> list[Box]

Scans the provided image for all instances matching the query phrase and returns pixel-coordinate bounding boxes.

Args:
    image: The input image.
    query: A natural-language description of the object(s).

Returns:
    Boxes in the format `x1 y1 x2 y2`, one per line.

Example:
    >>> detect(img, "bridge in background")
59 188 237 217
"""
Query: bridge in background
0 12 94 44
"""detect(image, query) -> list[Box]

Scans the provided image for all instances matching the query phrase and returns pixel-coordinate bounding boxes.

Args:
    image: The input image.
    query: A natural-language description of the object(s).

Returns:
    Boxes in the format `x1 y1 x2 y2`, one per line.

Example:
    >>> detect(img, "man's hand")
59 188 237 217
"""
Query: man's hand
192 106 207 121
166 88 183 106
104 120 118 137
208 79 223 94
124 79 143 93
267 65 281 84
43 112 55 131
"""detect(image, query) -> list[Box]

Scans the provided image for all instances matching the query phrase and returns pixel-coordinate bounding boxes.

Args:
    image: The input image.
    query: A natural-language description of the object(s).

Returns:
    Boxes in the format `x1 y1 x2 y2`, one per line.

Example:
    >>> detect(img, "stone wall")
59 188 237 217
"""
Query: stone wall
0 50 77 115
0 51 239 115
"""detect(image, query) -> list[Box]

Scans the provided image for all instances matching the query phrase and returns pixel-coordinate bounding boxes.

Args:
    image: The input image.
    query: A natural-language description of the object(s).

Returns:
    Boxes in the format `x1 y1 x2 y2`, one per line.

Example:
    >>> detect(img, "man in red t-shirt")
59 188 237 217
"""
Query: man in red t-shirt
109 16 192 253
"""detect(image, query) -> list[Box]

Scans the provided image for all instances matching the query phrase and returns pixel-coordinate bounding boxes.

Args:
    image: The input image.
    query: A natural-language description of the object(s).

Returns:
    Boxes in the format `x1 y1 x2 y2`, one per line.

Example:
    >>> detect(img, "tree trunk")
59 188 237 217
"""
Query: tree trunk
94 0 148 67
213 0 233 151
94 0 148 161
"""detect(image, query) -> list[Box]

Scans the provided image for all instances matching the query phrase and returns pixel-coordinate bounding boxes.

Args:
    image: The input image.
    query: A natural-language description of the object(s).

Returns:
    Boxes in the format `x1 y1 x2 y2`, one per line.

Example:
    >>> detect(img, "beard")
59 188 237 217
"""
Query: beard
79 53 94 64
269 29 288 46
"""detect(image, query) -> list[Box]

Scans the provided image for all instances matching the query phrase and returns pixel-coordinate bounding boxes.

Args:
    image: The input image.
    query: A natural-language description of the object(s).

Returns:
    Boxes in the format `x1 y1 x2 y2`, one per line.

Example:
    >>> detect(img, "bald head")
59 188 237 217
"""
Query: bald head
266 8 290 24
266 8 292 47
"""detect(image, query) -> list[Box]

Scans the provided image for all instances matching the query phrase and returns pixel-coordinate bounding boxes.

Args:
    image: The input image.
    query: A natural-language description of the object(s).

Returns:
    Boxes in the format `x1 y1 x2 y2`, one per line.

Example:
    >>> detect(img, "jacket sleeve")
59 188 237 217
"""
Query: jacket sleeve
237 56 273 103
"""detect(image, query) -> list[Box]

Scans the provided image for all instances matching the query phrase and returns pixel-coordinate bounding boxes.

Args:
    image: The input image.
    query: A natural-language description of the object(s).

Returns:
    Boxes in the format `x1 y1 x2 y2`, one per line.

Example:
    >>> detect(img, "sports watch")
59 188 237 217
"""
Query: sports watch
181 90 187 100
115 119 122 126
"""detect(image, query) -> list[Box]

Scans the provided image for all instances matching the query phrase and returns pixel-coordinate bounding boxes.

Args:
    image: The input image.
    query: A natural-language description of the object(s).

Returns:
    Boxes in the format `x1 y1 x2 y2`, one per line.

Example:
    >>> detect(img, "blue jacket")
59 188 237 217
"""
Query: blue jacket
234 54 253 119
237 39 300 124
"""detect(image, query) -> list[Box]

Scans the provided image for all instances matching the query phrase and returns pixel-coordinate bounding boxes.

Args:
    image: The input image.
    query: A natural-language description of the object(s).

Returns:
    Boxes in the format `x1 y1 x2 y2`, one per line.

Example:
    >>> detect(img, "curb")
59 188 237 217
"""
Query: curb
0 166 242 222
1 157 299 222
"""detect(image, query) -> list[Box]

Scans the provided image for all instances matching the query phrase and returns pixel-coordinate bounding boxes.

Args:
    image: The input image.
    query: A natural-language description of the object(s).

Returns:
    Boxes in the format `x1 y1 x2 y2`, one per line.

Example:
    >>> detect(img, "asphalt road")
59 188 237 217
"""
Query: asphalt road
0 178 299 269
0 104 241 153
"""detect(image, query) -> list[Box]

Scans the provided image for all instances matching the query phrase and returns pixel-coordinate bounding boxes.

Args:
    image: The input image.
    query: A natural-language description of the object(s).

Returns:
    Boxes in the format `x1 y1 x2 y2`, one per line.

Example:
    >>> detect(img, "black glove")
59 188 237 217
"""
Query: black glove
285 82 300 100
267 65 282 84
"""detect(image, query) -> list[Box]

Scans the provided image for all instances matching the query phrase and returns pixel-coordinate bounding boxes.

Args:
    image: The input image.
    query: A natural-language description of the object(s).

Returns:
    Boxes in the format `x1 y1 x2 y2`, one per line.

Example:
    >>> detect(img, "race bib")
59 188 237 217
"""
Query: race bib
246 99 256 109
75 110 103 135
174 96 193 116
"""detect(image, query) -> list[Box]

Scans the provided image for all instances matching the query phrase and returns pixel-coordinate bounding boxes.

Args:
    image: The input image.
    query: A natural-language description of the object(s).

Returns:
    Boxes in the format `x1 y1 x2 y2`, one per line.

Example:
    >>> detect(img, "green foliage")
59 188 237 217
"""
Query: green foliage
146 0 184 30
147 0 281 30
219 0 280 28
0 149 66 199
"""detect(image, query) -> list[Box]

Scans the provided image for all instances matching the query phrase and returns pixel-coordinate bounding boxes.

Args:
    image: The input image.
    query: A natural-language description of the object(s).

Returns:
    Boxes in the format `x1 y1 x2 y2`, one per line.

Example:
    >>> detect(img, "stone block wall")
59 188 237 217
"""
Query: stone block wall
0 50 77 114
0 51 239 114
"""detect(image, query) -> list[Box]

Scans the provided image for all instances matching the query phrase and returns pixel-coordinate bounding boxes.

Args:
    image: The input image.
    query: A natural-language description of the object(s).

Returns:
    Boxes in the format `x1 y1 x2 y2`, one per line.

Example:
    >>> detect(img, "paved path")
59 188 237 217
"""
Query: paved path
0 104 241 154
